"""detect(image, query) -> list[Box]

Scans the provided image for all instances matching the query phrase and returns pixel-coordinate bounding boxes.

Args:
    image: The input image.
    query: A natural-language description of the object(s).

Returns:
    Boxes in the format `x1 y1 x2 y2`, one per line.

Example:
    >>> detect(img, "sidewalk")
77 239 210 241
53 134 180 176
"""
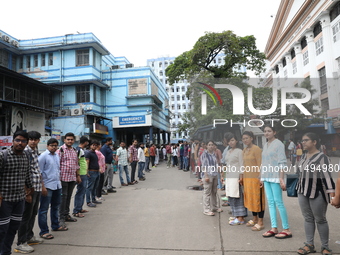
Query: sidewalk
18 160 340 254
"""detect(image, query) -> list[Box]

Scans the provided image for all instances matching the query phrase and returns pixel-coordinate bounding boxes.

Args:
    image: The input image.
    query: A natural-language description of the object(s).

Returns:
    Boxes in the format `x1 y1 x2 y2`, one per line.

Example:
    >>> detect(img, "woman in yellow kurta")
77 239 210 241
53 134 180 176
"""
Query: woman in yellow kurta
241 131 265 231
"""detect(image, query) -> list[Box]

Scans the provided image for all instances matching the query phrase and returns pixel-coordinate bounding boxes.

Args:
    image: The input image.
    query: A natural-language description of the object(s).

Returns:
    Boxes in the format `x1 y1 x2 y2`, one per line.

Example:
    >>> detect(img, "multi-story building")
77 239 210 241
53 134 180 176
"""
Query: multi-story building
0 30 170 144
265 0 340 148
147 54 246 140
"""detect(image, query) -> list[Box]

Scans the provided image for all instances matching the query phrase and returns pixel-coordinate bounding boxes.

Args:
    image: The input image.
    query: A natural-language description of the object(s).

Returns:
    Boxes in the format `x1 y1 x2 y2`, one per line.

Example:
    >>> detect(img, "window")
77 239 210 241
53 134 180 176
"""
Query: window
182 95 185 100
11 56 16 71
34 55 38 67
171 104 175 110
165 79 168 84
177 104 181 110
321 98 329 112
165 61 168 67
319 67 327 94
301 36 307 49
76 85 90 103
330 1 340 22
218 58 221 64
76 49 89 66
182 104 186 110
151 62 154 67
93 86 97 103
181 86 185 92
171 87 174 92
315 37 324 56
159 70 163 76
292 62 297 74
291 48 296 59
159 62 162 67
313 22 322 37
275 65 279 74
171 95 174 101
176 87 179 92
41 54 45 66
166 88 169 92
332 21 340 42
26 56 31 69
282 58 286 67
48 53 53 65
303 51 309 65
177 95 180 101
0 50 9 68
19 56 23 69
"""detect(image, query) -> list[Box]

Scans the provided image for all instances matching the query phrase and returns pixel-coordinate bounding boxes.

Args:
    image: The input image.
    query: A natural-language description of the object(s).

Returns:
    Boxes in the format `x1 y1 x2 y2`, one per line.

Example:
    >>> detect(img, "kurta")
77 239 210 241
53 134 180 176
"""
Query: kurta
242 145 265 212
224 148 243 198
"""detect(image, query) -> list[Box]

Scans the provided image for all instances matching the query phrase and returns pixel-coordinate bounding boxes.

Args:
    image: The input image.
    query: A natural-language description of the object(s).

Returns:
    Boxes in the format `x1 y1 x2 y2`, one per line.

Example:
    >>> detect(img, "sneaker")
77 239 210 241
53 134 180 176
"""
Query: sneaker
87 202 96 207
96 197 105 201
27 236 44 245
14 243 34 253
101 190 108 195
107 189 117 193
92 200 102 204
139 177 146 181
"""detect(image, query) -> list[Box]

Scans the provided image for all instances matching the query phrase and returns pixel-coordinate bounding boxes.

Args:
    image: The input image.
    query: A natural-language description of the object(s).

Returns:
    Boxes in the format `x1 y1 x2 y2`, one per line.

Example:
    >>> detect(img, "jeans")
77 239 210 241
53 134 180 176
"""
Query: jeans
96 173 105 198
104 164 113 190
119 164 131 184
263 181 289 229
217 174 223 189
180 155 184 169
17 191 41 245
0 200 25 255
86 171 100 204
298 193 329 248
38 188 61 235
60 181 76 222
167 153 172 167
145 156 150 170
73 175 88 214
138 162 145 178
130 161 138 182
150 156 155 167
183 156 188 170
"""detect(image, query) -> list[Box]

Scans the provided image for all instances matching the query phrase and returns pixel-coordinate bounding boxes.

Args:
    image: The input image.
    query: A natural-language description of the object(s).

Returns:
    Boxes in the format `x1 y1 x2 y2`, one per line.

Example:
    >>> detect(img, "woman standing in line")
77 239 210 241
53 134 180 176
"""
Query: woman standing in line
242 131 265 231
296 133 335 255
260 126 291 238
224 134 247 225
201 140 223 216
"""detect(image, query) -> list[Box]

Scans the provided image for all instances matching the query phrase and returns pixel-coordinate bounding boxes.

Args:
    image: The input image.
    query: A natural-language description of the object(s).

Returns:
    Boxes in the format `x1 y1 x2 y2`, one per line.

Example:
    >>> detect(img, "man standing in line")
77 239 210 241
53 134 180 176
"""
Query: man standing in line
0 131 33 255
144 144 150 172
85 141 101 207
128 140 139 185
56 133 80 227
149 144 156 168
116 141 131 186
73 136 89 218
38 138 65 239
137 143 146 181
183 141 189 172
166 143 172 169
100 137 116 194
16 131 45 253
178 141 183 170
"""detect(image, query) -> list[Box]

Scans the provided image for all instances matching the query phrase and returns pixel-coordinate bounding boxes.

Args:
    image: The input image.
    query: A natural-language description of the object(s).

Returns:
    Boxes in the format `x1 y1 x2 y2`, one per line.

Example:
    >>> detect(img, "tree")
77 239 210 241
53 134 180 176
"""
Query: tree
166 31 267 135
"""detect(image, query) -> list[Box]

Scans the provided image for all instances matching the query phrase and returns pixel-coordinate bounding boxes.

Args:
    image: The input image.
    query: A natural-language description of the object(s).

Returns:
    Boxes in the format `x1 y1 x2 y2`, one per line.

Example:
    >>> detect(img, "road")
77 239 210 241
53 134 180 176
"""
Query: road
18 159 340 255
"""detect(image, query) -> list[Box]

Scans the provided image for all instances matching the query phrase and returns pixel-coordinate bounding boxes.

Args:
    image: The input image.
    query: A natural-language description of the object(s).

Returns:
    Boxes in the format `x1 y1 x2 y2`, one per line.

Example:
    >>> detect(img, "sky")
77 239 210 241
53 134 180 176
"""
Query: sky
1 0 281 68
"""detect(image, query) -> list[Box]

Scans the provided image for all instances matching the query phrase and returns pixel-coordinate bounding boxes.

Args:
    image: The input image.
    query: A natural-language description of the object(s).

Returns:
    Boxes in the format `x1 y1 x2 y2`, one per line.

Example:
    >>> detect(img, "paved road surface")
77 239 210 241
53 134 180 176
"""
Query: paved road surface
15 159 340 254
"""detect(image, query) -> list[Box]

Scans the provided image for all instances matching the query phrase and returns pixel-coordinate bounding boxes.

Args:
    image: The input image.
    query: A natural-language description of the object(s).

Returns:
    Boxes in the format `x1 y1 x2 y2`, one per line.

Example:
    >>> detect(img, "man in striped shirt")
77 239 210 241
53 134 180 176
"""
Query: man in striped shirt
56 133 80 227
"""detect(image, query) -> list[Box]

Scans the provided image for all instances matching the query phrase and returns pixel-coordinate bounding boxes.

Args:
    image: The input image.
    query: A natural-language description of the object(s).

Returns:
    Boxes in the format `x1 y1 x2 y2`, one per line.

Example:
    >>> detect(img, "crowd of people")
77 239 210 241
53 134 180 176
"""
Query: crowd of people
1 128 340 255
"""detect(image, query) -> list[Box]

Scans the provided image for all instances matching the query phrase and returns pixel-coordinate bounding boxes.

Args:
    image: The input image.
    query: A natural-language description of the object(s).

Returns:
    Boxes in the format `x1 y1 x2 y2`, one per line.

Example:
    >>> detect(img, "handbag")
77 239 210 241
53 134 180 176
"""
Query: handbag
286 173 299 197
296 149 303 156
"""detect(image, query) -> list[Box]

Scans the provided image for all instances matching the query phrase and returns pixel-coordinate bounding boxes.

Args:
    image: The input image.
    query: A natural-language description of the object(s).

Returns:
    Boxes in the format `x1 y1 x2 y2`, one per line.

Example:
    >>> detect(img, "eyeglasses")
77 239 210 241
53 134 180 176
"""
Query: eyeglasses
14 139 27 143
48 144 58 147
301 139 311 143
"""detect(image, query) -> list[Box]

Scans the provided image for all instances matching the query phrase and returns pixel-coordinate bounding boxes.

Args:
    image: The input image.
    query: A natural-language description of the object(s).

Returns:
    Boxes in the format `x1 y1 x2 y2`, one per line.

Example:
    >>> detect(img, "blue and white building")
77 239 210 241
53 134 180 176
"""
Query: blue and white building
0 30 170 144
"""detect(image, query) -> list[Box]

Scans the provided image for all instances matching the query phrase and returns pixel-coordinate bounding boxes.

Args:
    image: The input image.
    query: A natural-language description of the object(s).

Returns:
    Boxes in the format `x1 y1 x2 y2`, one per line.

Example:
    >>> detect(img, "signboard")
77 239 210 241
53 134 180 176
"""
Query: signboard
119 116 146 125
93 123 109 134
0 136 12 150
11 106 45 135
128 78 147 95
51 129 61 141
112 115 152 128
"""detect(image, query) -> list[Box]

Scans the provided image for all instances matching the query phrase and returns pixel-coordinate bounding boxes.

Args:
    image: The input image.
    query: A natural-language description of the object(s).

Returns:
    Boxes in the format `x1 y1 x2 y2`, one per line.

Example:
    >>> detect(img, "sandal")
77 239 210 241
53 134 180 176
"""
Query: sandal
222 201 230 206
213 208 223 213
65 215 77 222
73 212 85 218
275 231 292 239
297 243 316 254
262 230 278 238
321 246 332 255
203 211 215 216
52 226 68 231
251 224 265 231
40 233 54 239
229 218 245 225
246 220 256 227
80 209 88 213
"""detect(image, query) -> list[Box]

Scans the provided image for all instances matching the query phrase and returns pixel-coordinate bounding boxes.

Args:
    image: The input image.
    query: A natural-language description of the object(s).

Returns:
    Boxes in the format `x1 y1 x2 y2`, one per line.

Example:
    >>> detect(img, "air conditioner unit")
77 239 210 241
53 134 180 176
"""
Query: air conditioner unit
2 35 9 42
71 108 84 116
111 65 119 69
126 63 134 68
58 109 71 116
10 40 19 47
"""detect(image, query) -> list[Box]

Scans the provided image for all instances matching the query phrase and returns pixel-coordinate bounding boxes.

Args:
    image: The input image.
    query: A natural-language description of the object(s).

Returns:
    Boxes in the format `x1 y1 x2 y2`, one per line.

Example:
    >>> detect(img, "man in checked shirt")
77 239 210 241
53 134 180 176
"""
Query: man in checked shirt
0 130 33 255
56 132 80 227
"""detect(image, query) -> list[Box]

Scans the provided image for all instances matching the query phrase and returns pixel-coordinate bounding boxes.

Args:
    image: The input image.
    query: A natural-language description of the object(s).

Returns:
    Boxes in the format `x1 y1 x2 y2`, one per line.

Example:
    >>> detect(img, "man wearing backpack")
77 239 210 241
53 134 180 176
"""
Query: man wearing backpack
15 131 44 253
56 133 80 227
0 131 33 255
